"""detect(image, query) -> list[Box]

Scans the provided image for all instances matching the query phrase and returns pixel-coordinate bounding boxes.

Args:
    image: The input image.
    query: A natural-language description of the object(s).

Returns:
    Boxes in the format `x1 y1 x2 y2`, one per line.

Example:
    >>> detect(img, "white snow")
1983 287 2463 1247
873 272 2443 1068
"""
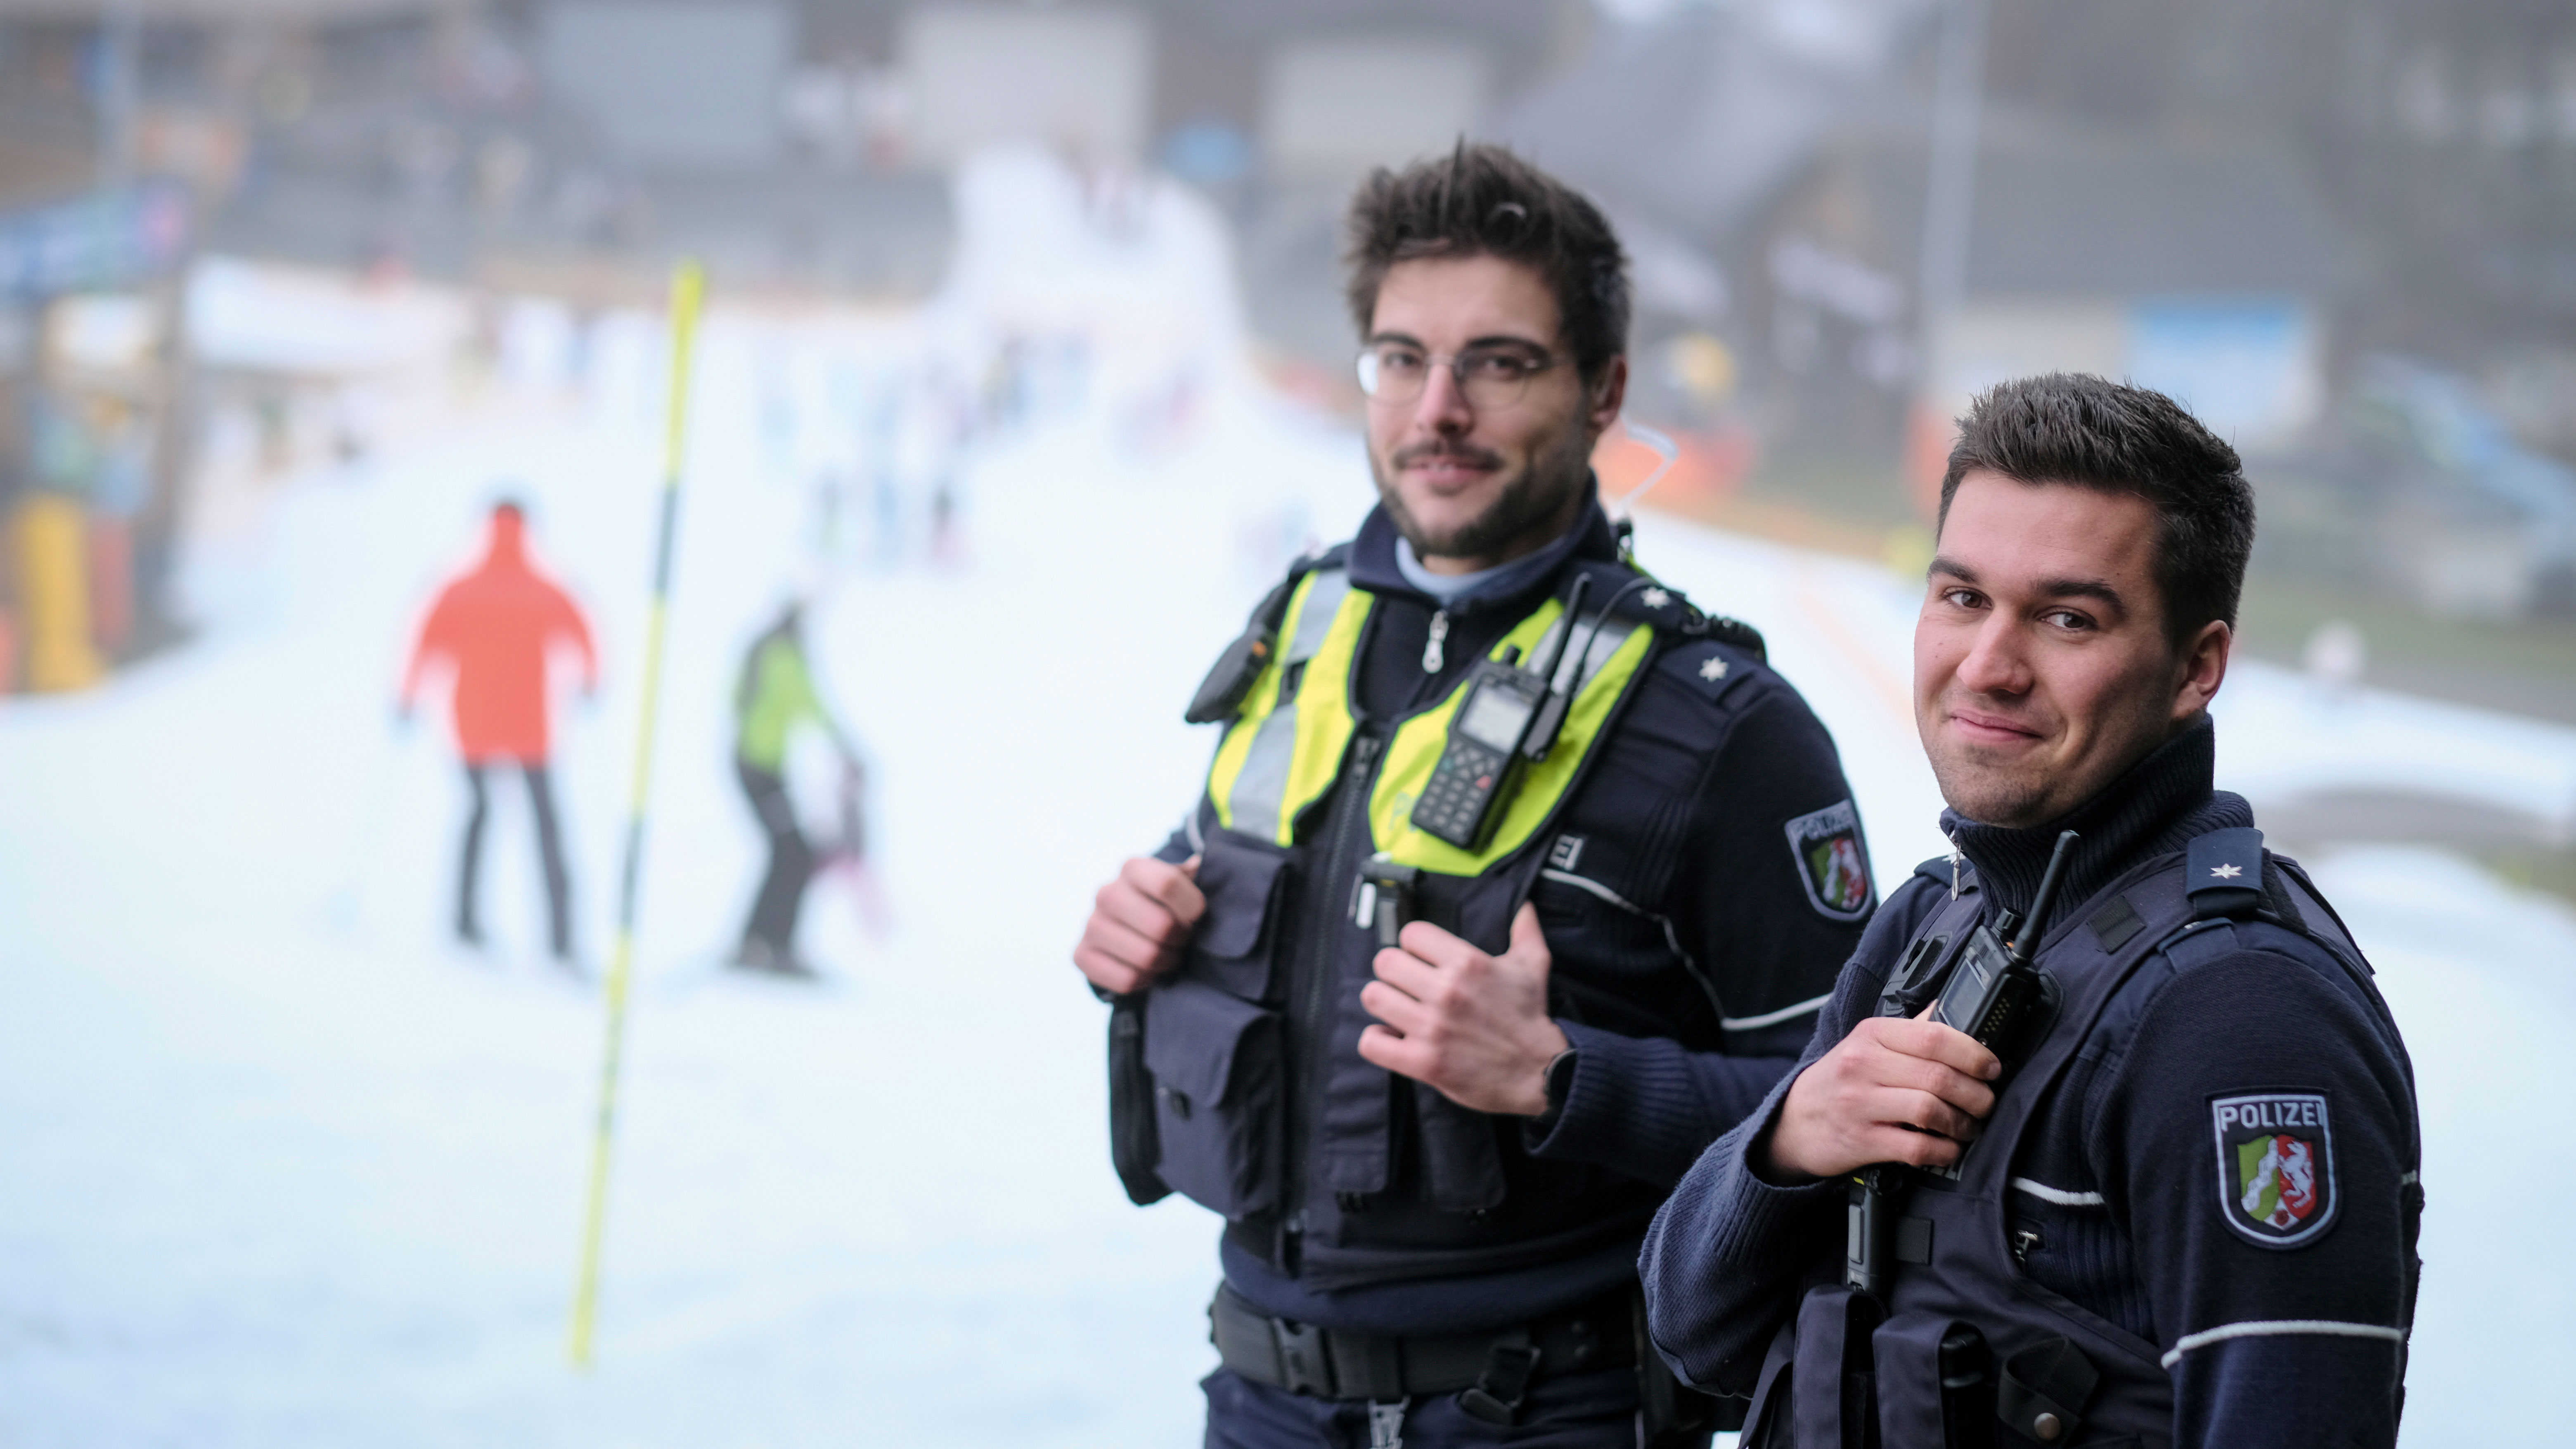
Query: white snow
2311 847 2576 1445
4 151 2571 1444
188 256 471 376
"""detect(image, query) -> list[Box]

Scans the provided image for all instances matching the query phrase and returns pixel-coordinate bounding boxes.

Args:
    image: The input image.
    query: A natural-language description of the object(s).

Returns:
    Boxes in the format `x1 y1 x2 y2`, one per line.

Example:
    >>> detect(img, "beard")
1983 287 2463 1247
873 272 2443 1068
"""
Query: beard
1372 421 1594 563
1920 672 2178 829
1923 739 2062 829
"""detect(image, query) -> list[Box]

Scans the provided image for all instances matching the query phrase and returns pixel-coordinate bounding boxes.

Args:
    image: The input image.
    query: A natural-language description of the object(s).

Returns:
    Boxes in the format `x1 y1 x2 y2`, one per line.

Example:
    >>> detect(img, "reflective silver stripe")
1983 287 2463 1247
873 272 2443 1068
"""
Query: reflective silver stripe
1551 618 1638 694
1516 611 1640 698
2010 1178 2107 1207
2399 1171 2419 1186
1539 867 1642 914
1720 992 1831 1032
1226 568 1352 843
1538 867 1729 1025
1528 614 1567 679
2159 1319 2406 1370
1539 868 1693 969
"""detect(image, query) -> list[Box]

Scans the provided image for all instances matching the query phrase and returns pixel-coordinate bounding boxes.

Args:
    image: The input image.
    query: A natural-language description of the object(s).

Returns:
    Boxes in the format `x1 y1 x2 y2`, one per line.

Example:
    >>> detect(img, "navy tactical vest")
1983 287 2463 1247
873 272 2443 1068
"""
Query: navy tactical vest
1118 549 1777 1290
1743 829 2415 1449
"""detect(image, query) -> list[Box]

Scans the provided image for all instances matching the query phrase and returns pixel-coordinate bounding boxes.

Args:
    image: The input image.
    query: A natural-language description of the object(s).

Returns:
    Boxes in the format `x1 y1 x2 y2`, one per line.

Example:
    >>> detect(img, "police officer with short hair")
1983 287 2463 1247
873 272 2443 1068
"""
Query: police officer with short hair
1074 144 1876 1448
1641 374 2422 1447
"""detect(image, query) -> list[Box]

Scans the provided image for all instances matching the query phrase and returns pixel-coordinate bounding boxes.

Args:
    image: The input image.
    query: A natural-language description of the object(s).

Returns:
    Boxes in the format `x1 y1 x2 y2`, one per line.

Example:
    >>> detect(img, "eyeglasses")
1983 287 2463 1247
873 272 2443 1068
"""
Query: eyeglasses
1355 343 1563 410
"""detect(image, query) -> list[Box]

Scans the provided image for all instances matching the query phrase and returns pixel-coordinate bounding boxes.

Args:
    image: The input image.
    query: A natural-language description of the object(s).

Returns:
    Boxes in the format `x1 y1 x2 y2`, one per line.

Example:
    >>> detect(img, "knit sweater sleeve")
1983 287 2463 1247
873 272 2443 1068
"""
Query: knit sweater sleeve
1520 677 1874 1185
1637 875 1947 1392
2095 935 2420 1449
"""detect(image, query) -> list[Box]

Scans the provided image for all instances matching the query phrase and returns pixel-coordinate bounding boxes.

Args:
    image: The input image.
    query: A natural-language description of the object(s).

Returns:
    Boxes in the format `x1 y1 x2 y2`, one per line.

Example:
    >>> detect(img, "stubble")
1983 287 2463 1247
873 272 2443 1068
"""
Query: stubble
1373 419 1593 564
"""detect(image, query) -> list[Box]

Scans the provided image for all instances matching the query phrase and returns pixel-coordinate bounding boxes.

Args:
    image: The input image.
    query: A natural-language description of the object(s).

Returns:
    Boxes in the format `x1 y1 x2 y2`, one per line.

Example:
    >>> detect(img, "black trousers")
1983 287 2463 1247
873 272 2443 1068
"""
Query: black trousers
736 759 816 957
459 758 572 959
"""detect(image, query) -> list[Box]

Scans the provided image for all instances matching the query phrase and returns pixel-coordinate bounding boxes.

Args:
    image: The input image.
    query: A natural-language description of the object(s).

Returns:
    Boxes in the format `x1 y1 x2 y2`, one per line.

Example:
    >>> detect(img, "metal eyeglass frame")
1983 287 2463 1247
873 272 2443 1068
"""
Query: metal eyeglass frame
1355 343 1564 410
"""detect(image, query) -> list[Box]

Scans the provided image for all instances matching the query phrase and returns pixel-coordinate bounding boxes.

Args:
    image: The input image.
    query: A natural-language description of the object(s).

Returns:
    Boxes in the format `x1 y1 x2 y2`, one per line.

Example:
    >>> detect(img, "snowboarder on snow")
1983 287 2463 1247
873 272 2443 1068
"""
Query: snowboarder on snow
398 500 598 965
730 597 865 978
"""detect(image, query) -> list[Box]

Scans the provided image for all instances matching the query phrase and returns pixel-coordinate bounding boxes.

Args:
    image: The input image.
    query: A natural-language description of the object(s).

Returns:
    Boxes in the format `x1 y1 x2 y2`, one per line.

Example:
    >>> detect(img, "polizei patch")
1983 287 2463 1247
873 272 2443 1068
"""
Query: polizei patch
2211 1092 2338 1248
1783 801 1873 921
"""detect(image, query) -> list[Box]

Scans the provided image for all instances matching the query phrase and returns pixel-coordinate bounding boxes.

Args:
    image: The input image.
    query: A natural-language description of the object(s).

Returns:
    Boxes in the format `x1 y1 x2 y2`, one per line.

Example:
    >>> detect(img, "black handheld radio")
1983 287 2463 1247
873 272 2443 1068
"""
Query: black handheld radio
1930 828 2079 1050
1409 578 1591 851
1846 829 2080 1301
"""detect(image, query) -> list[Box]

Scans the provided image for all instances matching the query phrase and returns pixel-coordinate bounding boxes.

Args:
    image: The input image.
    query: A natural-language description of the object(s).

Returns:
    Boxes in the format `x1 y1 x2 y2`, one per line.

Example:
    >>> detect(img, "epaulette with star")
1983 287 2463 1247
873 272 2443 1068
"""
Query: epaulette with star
1572 561 1768 664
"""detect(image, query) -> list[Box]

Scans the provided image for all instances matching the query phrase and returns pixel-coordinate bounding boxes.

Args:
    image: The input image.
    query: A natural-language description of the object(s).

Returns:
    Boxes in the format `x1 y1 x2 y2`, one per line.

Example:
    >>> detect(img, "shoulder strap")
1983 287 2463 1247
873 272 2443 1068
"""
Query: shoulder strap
2266 853 2368 969
2184 827 2266 919
2178 829 2376 978
1876 873 1986 1018
1184 549 1348 725
1693 612 1768 662
1563 557 1768 664
2149 832 2401 1053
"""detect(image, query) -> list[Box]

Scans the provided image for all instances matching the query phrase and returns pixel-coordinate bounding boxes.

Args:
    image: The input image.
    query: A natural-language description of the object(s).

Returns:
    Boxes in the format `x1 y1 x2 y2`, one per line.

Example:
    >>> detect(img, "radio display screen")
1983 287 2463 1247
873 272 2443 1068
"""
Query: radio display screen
1460 685 1535 752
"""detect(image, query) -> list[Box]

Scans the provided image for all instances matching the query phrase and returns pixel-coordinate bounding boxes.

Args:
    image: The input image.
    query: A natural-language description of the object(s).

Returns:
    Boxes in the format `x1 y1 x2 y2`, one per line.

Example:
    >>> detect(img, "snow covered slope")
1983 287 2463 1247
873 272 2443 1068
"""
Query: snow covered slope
0 309 1357 1447
4 151 2571 1444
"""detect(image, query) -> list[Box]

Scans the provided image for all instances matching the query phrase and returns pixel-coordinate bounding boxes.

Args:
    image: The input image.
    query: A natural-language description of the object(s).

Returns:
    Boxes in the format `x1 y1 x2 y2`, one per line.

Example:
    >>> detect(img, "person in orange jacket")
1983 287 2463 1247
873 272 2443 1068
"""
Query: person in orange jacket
399 500 598 963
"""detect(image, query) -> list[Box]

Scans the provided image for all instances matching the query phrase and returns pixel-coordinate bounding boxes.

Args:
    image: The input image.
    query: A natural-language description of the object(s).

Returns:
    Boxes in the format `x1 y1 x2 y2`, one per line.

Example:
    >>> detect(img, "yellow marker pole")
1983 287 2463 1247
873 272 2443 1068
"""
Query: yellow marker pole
568 259 706 1367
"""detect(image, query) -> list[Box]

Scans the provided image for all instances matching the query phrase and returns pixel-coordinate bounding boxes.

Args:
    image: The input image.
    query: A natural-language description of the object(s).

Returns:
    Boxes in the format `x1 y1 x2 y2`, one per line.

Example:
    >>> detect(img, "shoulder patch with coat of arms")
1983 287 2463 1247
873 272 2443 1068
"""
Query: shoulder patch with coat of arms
2211 1091 2339 1248
1784 800 1874 921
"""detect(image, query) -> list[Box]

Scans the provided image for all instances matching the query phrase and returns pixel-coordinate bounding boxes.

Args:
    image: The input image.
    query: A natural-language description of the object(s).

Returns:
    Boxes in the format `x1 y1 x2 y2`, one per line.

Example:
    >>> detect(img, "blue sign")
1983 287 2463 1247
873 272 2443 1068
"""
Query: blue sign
2128 300 2318 448
0 184 191 300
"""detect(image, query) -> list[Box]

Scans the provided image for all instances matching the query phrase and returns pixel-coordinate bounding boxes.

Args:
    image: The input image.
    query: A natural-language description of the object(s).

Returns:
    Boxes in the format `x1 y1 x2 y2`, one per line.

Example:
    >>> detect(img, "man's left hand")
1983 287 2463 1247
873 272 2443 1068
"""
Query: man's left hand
1358 903 1568 1118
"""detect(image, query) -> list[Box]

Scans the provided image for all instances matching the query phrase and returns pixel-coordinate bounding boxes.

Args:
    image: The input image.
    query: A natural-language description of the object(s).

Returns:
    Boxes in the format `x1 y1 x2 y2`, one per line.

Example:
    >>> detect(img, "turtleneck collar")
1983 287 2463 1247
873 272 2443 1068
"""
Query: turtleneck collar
1943 713 2251 920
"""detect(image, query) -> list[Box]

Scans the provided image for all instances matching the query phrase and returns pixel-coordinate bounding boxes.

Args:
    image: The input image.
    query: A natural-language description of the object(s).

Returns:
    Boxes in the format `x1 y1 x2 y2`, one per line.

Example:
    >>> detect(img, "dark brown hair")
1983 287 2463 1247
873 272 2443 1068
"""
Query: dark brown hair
1343 141 1630 384
1939 373 2256 644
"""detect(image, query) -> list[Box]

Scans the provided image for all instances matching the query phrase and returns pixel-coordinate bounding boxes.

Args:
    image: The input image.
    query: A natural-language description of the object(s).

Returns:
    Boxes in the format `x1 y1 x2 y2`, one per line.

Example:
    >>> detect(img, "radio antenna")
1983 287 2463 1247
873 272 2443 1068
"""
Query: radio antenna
2008 830 2081 967
1527 574 1589 683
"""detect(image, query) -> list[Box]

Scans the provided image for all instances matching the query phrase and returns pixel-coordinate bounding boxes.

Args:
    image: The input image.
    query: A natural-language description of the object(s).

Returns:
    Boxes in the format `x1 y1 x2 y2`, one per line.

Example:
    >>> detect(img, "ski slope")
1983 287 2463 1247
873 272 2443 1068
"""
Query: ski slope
5 152 2574 1445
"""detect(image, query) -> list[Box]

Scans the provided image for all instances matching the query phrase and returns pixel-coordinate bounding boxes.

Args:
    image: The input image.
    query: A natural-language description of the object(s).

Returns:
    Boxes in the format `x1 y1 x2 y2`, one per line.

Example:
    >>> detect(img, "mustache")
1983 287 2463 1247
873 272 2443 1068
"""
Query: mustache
1391 440 1504 471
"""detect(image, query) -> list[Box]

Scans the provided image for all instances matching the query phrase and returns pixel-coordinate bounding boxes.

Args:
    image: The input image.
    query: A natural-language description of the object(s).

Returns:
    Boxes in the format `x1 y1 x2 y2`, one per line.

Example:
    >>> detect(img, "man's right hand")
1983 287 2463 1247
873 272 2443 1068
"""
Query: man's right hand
1073 855 1205 996
1763 1011 2002 1181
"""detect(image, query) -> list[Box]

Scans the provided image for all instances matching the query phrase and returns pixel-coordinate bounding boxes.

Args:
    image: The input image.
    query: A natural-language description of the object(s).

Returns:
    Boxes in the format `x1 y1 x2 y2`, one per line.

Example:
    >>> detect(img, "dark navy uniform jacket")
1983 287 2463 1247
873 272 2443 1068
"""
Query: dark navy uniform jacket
1144 493 1873 1336
1641 720 2423 1446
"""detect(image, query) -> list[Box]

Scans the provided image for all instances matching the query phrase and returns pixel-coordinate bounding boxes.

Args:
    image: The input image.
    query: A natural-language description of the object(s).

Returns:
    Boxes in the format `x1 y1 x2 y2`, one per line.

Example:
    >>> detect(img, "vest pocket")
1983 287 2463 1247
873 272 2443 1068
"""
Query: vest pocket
1107 996 1170 1206
1144 976 1282 1220
1188 831 1296 1002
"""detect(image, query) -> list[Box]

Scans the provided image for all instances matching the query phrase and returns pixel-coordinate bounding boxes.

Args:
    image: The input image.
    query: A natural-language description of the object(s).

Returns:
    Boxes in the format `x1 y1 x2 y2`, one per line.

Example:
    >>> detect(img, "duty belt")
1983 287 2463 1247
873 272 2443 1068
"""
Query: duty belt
1210 1283 1635 1418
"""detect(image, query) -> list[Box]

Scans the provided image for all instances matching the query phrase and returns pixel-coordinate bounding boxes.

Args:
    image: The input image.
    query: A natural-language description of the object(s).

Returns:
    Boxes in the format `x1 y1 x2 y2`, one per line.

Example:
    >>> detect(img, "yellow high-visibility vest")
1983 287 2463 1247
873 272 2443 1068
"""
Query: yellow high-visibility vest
1204 564 1653 874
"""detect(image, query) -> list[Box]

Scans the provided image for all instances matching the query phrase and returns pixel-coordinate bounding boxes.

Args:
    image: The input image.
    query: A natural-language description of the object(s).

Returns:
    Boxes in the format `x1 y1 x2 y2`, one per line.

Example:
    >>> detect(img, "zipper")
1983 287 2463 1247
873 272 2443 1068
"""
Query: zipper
1421 609 1449 673
1281 730 1385 1273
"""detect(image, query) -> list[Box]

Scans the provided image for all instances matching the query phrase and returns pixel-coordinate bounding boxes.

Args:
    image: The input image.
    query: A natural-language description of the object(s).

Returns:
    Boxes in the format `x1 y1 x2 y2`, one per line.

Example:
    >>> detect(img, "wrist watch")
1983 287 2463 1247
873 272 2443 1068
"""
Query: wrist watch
1541 1046 1580 1120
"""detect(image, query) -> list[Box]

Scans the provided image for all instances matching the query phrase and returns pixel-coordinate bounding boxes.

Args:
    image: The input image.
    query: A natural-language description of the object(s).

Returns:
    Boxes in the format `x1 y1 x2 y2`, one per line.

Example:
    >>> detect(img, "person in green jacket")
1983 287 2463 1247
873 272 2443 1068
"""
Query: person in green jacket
731 598 862 977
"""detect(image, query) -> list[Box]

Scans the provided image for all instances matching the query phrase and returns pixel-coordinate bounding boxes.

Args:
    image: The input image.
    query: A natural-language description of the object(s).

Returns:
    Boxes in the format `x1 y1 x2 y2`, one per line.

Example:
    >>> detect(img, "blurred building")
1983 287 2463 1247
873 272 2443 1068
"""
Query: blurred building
1510 0 2576 629
0 182 194 692
5 0 2576 682
1881 127 2346 510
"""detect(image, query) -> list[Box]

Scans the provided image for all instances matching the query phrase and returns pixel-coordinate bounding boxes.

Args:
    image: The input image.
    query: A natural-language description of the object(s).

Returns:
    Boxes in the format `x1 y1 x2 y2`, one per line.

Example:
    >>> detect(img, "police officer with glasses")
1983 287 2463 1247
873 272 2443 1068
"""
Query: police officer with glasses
1641 374 2422 1449
1075 144 1878 1449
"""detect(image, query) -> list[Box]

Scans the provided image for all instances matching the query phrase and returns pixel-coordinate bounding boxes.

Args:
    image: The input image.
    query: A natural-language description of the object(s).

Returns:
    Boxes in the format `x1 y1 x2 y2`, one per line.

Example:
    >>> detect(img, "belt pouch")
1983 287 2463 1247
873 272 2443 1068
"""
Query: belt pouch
1792 1285 1881 1449
1144 977 1283 1219
1108 995 1168 1205
1871 1315 1993 1449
